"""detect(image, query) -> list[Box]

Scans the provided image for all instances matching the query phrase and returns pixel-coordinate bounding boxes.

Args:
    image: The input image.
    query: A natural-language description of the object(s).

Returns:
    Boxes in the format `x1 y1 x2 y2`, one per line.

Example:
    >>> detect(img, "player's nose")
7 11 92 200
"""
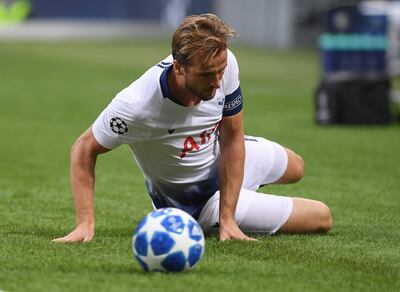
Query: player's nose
211 74 222 88
212 80 221 89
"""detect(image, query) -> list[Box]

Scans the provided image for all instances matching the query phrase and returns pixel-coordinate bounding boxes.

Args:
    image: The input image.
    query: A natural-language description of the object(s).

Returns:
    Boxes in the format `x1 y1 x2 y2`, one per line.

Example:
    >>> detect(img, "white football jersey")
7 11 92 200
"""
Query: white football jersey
92 49 242 218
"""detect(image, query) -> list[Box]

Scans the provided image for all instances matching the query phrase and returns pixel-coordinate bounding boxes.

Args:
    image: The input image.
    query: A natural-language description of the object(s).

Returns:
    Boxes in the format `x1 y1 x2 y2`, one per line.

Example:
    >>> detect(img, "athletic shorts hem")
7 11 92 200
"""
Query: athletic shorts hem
270 197 293 235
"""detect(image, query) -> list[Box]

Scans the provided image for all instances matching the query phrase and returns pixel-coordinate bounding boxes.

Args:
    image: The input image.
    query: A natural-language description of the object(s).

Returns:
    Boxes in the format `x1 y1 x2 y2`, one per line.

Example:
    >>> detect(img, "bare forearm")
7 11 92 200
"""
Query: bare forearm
52 127 109 242
219 138 245 223
70 139 97 227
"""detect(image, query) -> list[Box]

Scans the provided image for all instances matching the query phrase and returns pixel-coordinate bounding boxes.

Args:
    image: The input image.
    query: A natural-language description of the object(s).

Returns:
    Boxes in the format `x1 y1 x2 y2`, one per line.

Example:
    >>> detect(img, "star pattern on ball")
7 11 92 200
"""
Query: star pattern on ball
110 117 128 135
132 208 205 272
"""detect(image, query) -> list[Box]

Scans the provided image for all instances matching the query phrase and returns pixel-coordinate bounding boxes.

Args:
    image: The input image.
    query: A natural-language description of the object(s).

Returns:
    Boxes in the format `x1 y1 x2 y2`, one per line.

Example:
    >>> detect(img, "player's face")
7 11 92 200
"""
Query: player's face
183 49 228 101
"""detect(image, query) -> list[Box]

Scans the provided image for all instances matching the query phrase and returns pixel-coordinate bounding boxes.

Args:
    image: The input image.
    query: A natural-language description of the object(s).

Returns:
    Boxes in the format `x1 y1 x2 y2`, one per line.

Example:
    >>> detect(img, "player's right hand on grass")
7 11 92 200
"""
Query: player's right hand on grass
52 222 94 243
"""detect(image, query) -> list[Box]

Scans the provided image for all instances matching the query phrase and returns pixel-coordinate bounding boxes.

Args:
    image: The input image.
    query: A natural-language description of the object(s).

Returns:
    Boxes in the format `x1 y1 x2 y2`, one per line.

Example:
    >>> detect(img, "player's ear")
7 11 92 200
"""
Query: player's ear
173 59 185 76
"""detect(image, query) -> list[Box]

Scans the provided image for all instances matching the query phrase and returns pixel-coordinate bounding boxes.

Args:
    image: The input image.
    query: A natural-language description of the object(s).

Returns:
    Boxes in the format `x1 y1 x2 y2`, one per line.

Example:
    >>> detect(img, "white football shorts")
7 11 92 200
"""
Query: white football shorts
197 136 293 235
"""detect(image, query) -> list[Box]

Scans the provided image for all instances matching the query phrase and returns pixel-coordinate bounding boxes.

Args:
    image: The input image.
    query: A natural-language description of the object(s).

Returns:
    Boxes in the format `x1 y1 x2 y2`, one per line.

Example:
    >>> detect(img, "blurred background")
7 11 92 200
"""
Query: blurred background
0 0 397 46
1 0 400 124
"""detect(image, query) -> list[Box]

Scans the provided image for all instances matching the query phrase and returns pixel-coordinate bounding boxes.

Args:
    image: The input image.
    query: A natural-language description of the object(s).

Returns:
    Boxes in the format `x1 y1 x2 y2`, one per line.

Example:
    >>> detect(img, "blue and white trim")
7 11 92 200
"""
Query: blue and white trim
223 86 243 117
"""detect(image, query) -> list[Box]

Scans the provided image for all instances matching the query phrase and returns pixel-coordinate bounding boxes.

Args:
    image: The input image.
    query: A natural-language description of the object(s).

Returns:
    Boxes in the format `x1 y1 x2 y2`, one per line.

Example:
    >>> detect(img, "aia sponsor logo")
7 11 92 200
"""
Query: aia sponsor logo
180 122 220 159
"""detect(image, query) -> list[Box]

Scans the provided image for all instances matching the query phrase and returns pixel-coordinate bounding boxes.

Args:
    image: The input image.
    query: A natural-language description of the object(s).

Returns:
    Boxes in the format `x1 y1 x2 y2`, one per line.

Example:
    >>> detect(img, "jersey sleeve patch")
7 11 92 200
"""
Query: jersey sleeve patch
110 117 128 135
223 86 243 117
92 99 134 149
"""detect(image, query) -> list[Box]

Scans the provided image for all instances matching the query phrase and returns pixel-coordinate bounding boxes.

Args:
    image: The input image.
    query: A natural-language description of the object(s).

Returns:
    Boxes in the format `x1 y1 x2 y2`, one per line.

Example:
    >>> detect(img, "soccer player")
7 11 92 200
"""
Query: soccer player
54 14 332 243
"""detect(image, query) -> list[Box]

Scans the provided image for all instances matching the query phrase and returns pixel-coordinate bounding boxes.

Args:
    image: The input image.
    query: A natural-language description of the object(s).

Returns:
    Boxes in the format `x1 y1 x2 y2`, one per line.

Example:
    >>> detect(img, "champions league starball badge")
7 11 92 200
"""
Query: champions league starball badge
110 117 128 134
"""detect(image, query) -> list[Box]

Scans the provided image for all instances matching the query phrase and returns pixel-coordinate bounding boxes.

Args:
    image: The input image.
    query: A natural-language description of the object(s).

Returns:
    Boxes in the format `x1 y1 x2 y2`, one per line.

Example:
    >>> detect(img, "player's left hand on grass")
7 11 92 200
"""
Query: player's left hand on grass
219 219 257 241
52 222 94 243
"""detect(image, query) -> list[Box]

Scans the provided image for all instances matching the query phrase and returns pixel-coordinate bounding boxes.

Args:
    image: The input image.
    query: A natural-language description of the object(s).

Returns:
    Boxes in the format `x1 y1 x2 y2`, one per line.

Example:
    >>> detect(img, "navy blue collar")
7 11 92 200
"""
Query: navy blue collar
159 65 187 106
160 65 173 99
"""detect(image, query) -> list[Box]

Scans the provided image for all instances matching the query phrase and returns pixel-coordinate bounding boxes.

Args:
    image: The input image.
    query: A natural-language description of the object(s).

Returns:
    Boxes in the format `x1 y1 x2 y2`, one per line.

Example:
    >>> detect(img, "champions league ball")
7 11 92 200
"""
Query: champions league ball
132 208 205 272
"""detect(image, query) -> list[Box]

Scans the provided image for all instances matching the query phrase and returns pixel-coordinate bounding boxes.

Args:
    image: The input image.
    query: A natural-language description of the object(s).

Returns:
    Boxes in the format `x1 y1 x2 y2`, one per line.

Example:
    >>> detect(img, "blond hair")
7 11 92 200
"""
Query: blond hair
172 13 236 66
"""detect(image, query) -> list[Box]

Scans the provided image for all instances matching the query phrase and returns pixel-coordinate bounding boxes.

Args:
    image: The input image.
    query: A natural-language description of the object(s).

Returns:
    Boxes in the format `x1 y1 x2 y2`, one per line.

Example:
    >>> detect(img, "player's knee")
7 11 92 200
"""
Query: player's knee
277 152 304 184
288 154 304 183
316 202 332 233
294 155 304 181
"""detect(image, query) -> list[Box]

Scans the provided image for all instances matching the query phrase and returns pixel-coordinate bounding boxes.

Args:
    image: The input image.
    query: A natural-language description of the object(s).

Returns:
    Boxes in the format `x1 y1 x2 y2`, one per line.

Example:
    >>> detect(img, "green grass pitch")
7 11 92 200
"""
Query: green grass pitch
0 40 399 291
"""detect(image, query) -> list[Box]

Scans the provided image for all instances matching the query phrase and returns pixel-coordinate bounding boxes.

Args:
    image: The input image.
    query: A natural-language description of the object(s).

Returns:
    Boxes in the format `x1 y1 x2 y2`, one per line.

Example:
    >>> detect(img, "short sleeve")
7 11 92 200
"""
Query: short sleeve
223 50 240 96
222 50 243 117
223 86 243 117
92 98 135 149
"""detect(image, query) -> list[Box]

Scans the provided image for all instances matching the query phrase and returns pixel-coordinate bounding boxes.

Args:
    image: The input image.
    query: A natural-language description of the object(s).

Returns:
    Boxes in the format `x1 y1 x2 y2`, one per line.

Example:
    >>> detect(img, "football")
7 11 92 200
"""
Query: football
132 207 205 272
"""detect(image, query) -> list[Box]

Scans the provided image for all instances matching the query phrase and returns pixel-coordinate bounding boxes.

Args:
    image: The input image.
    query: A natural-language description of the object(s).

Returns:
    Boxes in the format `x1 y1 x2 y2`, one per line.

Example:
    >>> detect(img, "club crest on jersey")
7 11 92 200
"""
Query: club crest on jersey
110 117 128 135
